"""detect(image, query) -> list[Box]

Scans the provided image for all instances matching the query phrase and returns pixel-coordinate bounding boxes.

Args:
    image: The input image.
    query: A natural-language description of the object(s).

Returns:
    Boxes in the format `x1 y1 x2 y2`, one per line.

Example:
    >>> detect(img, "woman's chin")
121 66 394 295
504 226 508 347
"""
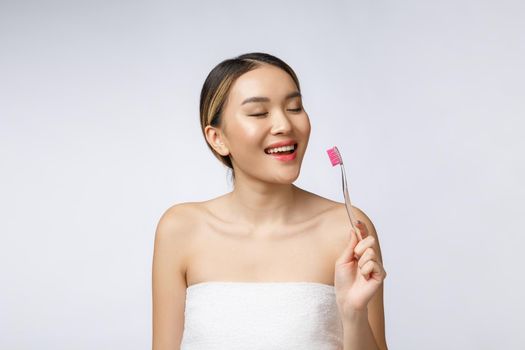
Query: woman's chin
271 170 301 184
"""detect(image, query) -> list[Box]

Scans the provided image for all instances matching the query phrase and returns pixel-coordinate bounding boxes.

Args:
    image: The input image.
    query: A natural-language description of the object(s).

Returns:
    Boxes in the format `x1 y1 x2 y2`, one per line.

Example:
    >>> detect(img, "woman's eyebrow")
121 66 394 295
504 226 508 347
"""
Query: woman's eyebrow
241 91 301 105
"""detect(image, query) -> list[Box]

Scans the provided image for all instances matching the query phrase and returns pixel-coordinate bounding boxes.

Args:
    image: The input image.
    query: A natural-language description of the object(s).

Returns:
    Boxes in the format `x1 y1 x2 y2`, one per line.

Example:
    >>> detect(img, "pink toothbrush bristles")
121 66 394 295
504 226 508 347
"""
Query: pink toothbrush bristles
326 146 343 166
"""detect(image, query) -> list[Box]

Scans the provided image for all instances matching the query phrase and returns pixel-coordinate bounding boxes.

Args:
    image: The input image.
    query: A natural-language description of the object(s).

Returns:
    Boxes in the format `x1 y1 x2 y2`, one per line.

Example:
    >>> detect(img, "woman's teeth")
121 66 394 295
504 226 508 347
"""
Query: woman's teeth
265 144 296 154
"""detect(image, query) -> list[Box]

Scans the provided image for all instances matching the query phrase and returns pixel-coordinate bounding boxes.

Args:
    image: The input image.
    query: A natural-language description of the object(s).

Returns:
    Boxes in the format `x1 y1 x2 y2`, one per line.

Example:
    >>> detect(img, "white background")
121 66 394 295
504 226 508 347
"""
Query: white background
1 0 524 349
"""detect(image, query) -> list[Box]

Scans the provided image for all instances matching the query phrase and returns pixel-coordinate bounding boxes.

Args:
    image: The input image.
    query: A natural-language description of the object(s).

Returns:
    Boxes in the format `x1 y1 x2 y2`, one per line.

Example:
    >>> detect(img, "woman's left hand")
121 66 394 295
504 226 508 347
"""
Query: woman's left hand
334 220 387 317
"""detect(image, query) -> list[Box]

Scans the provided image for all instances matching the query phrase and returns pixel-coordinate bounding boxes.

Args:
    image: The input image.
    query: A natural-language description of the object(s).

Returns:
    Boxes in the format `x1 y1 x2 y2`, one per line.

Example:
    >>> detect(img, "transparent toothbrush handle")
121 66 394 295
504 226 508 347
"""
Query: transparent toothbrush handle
341 164 361 240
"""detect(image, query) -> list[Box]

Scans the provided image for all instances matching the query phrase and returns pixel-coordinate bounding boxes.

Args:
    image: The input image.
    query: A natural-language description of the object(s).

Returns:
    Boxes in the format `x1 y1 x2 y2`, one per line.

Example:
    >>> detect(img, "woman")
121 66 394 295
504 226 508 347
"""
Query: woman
152 52 388 350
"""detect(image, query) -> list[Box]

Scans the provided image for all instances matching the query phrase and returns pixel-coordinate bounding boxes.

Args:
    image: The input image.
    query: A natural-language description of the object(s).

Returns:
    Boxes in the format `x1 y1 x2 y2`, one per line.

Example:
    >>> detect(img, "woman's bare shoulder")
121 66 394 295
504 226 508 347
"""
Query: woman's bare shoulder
296 187 367 228
152 201 216 271
157 200 214 229
296 187 346 217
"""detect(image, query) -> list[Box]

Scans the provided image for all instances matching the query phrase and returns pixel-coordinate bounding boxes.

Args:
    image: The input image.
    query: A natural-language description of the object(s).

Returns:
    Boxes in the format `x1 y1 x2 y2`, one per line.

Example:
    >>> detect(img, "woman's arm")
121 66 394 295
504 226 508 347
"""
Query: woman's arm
345 207 388 350
152 205 190 350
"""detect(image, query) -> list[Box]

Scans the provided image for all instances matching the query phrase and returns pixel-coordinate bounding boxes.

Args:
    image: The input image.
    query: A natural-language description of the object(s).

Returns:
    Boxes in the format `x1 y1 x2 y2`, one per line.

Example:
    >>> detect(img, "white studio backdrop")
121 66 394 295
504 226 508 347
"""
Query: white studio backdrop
1 0 524 349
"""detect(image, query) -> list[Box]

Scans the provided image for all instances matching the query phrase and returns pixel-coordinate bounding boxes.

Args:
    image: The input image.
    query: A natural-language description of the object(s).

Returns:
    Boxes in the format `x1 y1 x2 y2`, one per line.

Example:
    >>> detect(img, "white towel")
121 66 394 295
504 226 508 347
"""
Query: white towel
180 281 344 350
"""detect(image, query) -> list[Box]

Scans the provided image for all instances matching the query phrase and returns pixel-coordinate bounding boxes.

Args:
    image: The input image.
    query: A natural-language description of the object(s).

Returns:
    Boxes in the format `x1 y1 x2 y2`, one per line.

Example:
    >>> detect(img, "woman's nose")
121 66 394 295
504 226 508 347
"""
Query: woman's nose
270 110 293 134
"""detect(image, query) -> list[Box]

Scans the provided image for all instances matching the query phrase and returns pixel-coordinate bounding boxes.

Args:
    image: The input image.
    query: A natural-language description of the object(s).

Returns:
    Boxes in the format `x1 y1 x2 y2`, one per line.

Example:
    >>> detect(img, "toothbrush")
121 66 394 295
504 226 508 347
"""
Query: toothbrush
326 146 363 241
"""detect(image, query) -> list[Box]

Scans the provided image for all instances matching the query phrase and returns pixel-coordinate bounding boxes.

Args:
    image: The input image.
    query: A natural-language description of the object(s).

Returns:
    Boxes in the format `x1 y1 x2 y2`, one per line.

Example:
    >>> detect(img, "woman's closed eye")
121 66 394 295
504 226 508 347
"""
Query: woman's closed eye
248 112 268 117
248 107 303 117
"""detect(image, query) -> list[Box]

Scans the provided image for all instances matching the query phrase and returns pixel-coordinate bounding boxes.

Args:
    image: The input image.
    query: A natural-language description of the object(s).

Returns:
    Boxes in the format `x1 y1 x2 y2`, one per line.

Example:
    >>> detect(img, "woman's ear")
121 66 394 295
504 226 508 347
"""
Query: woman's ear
204 125 230 156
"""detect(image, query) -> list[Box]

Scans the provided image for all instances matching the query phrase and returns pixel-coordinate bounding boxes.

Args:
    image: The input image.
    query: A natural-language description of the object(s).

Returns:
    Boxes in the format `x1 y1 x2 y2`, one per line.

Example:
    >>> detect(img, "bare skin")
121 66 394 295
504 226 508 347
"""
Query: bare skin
151 63 387 349
184 185 353 287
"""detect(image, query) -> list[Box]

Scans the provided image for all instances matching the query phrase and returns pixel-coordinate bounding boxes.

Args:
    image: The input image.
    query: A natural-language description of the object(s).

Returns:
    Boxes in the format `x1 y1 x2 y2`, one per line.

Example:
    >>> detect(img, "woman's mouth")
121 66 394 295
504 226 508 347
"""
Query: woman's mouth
264 143 298 161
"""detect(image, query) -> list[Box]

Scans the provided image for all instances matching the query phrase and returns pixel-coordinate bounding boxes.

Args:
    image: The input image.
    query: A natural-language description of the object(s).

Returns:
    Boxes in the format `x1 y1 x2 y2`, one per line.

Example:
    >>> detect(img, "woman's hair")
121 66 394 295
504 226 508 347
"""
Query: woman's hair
199 52 301 184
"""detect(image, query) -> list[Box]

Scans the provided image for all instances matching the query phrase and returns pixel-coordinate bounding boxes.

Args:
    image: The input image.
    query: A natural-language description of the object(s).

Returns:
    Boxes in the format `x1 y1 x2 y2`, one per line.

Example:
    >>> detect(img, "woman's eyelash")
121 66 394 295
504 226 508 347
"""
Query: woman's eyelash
248 108 302 117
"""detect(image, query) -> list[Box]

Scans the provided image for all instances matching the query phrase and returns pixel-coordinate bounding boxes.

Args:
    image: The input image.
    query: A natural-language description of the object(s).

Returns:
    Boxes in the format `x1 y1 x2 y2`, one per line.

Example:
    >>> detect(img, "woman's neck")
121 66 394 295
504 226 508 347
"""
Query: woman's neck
226 181 300 229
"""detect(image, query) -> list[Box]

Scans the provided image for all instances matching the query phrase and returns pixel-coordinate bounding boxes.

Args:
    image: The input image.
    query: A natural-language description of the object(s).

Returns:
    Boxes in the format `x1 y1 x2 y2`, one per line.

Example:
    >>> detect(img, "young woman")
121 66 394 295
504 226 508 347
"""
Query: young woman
152 52 388 350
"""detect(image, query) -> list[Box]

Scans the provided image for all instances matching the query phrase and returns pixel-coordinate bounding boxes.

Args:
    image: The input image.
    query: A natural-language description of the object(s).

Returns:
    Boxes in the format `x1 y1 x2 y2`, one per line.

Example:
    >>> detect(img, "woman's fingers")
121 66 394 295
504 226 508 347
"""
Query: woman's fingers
358 247 387 280
337 223 374 265
360 260 379 278
336 228 359 266
356 220 369 239
354 236 376 257
358 247 377 268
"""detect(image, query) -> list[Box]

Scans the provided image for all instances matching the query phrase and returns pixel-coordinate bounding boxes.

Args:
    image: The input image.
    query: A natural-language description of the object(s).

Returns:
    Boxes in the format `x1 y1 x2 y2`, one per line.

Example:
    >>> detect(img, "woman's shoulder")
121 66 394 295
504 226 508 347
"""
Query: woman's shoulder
157 200 212 227
159 190 368 224
156 193 231 233
296 187 373 232
295 187 351 219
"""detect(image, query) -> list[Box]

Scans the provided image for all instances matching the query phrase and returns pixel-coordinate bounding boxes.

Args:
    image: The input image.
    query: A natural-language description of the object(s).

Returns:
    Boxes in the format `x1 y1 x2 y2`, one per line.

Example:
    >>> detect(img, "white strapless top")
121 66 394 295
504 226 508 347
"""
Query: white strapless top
180 281 344 350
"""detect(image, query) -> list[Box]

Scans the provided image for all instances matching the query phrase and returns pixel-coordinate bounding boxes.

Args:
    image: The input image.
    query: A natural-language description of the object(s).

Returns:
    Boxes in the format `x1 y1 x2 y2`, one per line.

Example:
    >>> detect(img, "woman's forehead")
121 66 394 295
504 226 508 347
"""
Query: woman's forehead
229 66 298 105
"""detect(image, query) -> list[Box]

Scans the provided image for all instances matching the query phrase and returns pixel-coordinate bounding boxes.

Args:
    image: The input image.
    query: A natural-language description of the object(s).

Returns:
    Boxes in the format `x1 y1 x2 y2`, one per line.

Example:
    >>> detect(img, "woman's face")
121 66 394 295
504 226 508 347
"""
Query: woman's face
215 64 311 184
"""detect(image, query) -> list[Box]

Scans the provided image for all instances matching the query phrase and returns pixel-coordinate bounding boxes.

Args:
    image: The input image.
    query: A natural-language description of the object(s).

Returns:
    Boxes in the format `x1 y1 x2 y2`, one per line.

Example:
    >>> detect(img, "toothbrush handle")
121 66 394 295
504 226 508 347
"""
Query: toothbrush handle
341 164 361 240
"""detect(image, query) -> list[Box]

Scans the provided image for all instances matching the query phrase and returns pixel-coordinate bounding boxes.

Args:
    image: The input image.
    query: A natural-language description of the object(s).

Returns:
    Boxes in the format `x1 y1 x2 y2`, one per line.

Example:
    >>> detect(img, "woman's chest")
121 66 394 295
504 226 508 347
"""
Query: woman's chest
185 222 343 286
